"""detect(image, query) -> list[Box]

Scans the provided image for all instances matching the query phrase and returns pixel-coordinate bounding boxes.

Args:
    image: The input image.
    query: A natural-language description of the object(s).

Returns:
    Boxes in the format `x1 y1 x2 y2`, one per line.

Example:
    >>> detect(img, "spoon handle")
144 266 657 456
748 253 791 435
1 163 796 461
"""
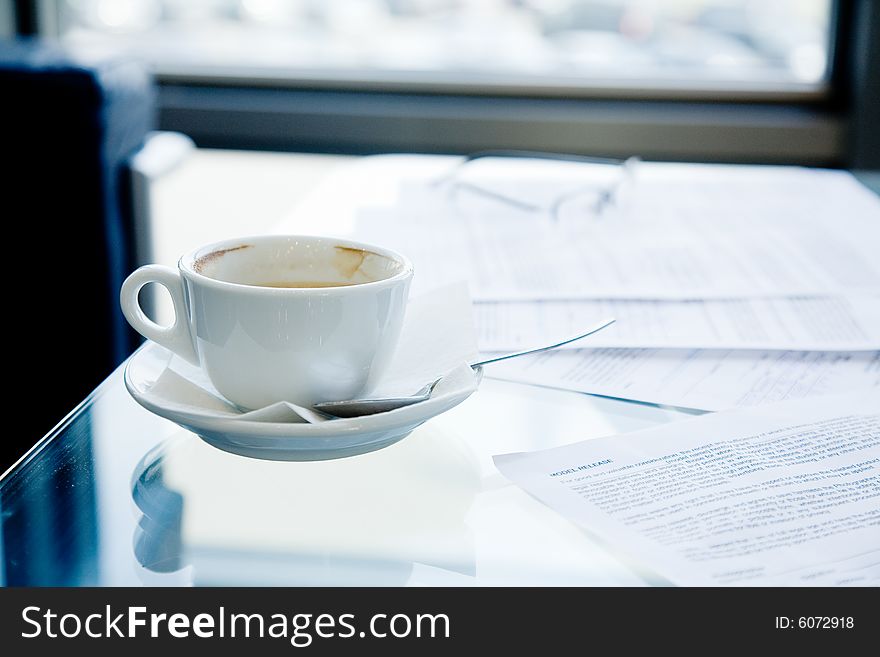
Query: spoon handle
470 317 615 368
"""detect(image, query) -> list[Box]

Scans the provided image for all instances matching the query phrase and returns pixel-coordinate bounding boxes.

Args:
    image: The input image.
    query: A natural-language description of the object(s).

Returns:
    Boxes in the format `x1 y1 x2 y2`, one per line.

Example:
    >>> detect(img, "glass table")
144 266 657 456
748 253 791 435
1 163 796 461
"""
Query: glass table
5 156 875 587
0 356 685 586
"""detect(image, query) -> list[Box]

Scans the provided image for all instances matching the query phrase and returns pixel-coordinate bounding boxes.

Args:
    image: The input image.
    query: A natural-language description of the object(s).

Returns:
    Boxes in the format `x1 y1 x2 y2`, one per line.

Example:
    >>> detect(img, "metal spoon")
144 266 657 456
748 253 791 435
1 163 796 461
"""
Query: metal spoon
313 317 615 418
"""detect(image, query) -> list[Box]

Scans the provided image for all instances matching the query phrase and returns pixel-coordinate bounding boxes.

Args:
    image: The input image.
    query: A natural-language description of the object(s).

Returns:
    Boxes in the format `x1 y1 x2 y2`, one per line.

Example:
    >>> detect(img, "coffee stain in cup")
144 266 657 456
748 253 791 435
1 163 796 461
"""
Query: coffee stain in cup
193 243 377 280
193 244 253 274
332 246 370 278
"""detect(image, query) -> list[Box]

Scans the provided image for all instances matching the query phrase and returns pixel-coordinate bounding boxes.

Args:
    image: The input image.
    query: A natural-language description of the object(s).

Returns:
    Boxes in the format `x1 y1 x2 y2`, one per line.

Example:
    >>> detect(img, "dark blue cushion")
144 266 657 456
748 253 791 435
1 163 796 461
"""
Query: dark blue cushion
1 39 155 465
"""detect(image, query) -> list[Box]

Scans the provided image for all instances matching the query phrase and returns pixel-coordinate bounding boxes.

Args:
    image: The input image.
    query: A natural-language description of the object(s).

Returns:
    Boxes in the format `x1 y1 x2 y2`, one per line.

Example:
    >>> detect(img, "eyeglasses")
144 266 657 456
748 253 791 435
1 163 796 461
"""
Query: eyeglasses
431 150 641 222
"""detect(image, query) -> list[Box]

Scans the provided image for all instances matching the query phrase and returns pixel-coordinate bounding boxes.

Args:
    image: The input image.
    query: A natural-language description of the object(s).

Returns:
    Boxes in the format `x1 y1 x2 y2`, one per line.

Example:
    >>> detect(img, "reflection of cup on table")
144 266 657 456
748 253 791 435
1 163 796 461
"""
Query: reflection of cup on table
121 235 413 409
130 424 479 585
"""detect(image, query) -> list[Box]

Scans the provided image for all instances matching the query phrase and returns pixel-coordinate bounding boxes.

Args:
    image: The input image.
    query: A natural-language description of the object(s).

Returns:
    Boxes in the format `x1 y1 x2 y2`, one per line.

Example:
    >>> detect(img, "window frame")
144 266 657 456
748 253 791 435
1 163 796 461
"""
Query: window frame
20 0 877 166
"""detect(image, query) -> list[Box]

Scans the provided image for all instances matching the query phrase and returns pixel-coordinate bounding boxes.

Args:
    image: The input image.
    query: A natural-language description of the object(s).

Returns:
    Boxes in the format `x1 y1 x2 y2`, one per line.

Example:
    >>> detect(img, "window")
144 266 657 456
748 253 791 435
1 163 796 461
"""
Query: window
27 0 864 164
46 0 835 99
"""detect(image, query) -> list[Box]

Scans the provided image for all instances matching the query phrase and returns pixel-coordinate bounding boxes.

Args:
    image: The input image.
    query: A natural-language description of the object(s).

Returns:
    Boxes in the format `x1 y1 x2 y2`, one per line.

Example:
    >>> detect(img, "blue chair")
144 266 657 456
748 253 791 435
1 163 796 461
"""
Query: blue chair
1 39 155 471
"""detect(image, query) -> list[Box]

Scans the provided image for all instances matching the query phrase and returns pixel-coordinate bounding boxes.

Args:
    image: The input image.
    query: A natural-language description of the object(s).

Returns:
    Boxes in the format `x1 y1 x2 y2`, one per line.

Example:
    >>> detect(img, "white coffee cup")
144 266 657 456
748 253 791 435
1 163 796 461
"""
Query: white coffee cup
120 235 413 409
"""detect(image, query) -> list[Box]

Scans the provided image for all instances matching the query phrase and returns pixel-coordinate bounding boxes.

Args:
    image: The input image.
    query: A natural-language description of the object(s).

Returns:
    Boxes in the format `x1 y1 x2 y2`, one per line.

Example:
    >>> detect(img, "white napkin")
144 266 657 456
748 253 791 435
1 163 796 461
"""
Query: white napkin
145 283 478 423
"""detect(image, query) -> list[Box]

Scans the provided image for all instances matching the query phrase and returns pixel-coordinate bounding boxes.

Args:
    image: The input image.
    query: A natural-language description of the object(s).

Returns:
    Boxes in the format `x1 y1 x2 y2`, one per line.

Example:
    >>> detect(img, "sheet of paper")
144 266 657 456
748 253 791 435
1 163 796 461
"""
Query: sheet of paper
371 282 478 398
487 348 880 411
494 389 880 586
355 164 880 300
474 297 880 352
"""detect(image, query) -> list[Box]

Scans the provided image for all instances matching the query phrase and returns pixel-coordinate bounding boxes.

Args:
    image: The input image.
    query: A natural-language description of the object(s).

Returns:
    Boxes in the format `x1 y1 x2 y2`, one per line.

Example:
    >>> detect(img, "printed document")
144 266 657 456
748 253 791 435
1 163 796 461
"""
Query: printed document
474 297 880 352
356 165 880 300
494 389 880 586
487 349 880 411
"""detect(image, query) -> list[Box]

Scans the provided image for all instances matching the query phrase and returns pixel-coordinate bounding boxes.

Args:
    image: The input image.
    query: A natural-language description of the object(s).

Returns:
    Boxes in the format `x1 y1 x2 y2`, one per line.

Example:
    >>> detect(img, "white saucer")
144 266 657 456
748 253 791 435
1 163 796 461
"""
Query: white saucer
124 342 481 461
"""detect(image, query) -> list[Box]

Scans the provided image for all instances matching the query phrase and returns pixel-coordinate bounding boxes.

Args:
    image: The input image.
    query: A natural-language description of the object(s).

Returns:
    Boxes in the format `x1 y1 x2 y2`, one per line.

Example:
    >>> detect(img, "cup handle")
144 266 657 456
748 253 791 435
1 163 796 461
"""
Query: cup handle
120 264 200 365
